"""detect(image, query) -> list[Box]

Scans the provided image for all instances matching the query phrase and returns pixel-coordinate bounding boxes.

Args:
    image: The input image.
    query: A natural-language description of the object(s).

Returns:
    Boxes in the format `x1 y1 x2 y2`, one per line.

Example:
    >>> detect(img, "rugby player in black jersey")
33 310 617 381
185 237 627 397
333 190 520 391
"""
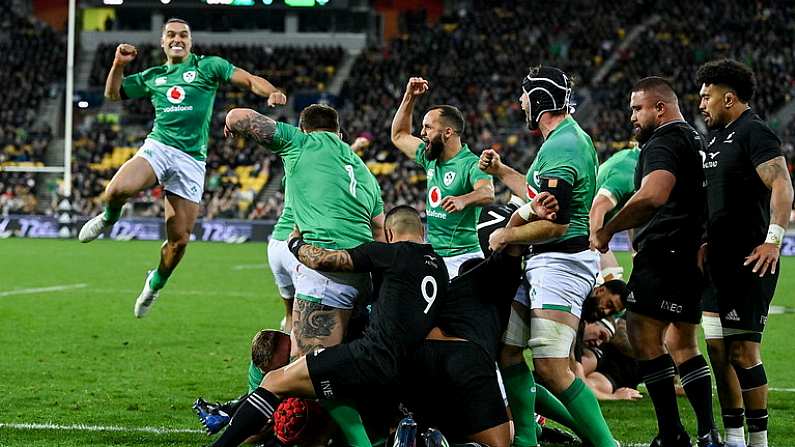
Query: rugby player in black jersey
697 58 794 447
400 194 560 447
592 77 718 447
210 206 448 447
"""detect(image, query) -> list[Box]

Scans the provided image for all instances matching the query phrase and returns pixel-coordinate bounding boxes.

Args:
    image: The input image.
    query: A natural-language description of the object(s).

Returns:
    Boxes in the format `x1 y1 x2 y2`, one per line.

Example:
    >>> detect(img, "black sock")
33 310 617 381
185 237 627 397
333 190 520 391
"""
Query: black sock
220 393 249 415
722 407 745 429
212 388 281 447
640 354 683 436
678 354 716 437
746 408 768 433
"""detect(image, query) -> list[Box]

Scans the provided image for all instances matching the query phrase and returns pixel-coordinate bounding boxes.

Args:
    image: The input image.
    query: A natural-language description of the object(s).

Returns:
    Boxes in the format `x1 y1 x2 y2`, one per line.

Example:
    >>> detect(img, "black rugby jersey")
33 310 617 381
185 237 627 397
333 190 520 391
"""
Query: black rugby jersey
633 121 706 254
703 109 783 255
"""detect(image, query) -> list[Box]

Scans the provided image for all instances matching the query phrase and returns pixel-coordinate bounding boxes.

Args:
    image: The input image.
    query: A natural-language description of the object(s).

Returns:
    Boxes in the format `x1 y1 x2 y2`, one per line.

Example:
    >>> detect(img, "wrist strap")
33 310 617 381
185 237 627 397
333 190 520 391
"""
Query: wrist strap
765 224 785 248
288 237 307 257
517 200 536 220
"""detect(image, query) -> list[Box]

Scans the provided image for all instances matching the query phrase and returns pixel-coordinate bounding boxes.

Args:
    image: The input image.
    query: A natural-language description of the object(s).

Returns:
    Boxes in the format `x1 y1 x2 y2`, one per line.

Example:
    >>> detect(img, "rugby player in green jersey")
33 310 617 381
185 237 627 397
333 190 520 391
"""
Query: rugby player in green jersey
590 145 640 282
391 77 494 277
480 66 616 447
225 104 385 447
78 18 287 318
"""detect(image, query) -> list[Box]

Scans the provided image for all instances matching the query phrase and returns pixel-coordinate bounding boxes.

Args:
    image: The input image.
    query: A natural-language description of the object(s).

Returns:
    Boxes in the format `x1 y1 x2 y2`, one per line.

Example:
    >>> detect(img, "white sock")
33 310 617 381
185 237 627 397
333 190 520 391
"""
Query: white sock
748 430 767 447
726 426 746 446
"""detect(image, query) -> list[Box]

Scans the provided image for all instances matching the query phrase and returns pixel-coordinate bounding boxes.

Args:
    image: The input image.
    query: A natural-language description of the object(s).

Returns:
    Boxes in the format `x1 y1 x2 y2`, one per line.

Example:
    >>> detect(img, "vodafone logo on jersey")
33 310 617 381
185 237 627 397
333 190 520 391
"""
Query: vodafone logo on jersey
526 183 538 199
429 186 443 208
166 86 186 104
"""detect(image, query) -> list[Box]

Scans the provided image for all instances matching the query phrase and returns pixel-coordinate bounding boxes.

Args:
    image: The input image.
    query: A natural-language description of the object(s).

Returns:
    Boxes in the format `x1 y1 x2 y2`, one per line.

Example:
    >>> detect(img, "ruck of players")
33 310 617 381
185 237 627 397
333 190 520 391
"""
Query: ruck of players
84 19 792 447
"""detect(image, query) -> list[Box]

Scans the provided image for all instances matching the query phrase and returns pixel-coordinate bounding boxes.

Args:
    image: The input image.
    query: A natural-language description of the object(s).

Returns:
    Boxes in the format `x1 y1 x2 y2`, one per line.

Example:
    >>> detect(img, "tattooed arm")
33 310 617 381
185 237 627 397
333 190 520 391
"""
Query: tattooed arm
288 237 355 272
224 108 277 147
756 156 794 229
744 156 795 276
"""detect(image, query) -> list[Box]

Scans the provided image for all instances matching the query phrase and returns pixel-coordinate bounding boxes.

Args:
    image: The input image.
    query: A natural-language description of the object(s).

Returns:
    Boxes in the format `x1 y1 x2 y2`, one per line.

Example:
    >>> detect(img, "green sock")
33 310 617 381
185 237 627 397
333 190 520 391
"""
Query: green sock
103 204 122 223
502 362 538 447
558 378 614 447
535 383 580 434
321 400 372 447
148 269 170 291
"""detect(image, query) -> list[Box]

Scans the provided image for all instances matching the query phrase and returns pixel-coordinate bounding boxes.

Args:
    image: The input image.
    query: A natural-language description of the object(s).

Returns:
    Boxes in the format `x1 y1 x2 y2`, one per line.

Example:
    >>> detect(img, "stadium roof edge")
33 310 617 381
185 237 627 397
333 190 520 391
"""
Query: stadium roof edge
81 30 366 51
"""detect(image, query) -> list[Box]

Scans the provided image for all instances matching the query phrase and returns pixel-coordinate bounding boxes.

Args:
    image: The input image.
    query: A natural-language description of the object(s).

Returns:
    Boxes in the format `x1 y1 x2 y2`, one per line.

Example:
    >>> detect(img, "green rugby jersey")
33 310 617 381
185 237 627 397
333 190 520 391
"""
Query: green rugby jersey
596 147 640 222
525 116 597 248
271 180 295 242
121 53 235 161
268 122 383 250
415 143 491 257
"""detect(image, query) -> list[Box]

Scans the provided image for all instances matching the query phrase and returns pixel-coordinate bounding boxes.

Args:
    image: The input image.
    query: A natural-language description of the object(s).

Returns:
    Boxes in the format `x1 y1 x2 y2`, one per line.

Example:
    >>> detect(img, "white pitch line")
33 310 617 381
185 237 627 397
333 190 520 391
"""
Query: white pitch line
0 283 87 298
88 288 261 298
232 263 267 270
0 422 204 435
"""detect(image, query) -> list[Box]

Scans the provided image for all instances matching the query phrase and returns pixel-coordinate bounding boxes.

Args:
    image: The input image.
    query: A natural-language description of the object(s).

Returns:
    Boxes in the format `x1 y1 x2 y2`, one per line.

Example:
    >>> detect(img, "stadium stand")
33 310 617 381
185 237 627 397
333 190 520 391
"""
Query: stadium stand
5 1 795 218
0 5 65 214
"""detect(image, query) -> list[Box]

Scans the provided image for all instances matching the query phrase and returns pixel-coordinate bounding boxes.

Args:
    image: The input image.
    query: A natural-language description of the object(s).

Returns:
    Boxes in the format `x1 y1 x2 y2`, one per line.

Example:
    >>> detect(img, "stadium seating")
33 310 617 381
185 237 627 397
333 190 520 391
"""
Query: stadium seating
6 1 795 218
0 6 65 214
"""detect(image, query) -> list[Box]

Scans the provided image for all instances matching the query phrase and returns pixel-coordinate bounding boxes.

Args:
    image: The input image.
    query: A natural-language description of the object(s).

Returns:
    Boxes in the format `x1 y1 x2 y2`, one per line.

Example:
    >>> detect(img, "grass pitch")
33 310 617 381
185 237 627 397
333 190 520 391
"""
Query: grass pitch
0 239 793 446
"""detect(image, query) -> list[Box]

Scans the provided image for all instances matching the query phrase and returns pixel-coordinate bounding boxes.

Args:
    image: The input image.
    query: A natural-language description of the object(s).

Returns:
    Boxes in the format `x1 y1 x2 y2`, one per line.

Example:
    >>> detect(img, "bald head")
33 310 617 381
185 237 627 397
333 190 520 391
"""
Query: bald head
384 206 424 243
629 76 684 144
632 76 678 106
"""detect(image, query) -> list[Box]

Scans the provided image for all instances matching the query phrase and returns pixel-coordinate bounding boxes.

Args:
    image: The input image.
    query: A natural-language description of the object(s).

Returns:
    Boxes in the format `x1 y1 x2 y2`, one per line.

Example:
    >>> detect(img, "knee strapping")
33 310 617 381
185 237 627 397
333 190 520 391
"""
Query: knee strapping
733 363 767 392
528 318 576 358
702 315 723 340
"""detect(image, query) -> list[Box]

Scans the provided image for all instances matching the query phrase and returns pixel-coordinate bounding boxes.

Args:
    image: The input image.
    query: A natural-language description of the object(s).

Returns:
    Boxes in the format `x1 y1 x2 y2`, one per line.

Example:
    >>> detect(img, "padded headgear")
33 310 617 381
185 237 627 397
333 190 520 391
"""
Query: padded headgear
522 66 573 130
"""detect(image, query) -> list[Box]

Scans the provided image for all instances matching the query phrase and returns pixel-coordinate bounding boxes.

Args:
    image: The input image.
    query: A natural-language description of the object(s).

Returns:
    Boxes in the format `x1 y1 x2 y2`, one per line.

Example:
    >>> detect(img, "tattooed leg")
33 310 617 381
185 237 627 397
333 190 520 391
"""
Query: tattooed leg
291 299 351 359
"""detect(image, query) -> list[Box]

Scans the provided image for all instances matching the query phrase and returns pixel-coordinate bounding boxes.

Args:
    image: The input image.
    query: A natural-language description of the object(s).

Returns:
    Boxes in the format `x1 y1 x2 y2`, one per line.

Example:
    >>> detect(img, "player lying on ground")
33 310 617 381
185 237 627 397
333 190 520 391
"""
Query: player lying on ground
576 316 643 402
78 18 287 318
211 195 560 447
209 206 448 447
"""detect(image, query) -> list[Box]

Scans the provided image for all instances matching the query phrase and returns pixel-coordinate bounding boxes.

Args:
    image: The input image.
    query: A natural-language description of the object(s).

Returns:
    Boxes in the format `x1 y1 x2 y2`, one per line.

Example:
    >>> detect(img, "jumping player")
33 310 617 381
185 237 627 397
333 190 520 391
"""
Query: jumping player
78 18 287 317
391 77 494 277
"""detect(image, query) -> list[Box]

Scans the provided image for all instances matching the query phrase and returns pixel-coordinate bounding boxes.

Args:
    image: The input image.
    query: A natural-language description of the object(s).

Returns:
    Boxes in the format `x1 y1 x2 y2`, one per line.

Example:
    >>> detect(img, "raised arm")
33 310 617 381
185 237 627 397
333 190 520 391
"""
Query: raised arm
479 149 528 199
390 77 428 160
230 68 287 107
224 108 277 147
104 44 137 101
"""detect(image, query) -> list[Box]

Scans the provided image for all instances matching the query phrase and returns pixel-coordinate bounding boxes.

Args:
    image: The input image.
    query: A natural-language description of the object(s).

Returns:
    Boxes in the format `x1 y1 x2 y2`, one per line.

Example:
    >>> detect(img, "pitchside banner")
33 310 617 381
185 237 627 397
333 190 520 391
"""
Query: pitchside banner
2 214 795 255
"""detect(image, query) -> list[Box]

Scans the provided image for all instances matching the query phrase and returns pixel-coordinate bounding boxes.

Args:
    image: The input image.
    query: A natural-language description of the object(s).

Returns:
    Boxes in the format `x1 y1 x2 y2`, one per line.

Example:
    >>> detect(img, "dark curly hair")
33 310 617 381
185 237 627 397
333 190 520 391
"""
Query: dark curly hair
696 59 756 103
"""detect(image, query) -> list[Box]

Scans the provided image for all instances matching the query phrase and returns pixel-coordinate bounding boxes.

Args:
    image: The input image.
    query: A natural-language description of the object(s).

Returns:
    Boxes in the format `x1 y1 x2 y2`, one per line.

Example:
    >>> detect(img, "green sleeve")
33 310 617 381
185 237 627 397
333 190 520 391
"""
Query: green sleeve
414 142 429 169
120 73 149 99
271 122 304 170
468 157 492 187
205 56 236 84
372 179 385 217
537 157 577 185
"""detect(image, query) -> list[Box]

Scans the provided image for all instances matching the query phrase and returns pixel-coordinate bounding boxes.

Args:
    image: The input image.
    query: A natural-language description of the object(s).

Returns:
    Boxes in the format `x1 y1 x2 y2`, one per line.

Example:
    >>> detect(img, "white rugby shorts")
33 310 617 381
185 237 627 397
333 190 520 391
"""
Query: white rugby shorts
135 138 205 203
